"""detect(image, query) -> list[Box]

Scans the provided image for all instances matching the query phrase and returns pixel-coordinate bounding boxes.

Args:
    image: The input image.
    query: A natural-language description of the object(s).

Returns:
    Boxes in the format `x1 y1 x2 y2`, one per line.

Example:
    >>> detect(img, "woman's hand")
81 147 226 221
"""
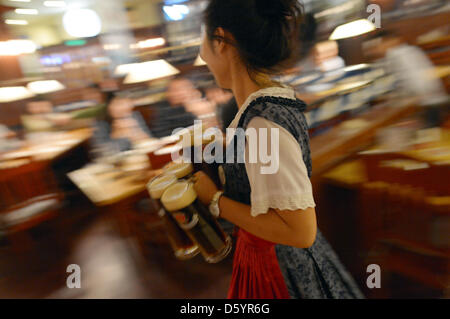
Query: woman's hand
192 171 218 206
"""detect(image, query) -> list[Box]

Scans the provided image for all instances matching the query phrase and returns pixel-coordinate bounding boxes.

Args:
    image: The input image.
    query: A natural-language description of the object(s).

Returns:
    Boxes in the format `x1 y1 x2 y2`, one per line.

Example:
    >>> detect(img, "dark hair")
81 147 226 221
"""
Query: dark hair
204 0 304 77
299 12 317 56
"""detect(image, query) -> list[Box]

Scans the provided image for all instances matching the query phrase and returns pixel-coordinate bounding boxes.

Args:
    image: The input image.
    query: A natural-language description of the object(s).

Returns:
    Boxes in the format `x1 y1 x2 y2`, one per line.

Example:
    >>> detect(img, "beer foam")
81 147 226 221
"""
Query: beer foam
147 174 178 199
163 162 193 179
161 181 197 212
178 126 215 146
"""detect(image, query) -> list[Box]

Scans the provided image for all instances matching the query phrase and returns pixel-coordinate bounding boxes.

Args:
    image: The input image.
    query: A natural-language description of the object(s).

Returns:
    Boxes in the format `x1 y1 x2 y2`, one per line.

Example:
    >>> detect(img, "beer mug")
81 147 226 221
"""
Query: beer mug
161 181 232 263
147 174 199 260
163 162 194 180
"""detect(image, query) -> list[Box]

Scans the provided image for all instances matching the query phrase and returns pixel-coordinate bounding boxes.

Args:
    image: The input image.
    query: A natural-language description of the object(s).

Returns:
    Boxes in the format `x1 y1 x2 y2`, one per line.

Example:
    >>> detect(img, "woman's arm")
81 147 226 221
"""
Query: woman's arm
219 194 317 248
193 171 317 248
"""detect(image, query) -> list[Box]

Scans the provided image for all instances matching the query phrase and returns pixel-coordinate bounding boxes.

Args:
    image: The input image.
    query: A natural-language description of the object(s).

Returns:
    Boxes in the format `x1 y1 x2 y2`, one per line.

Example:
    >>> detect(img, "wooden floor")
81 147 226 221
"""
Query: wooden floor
1 194 443 299
0 198 233 299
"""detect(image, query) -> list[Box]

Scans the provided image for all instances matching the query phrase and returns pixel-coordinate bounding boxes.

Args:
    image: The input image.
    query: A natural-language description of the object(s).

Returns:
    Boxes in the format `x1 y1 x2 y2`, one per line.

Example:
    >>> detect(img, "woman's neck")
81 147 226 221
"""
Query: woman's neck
229 65 279 109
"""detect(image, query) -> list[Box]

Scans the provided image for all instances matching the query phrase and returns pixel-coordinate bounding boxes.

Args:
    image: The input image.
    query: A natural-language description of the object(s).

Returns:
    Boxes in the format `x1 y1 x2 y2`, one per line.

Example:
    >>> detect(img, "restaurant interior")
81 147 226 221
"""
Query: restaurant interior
0 0 449 299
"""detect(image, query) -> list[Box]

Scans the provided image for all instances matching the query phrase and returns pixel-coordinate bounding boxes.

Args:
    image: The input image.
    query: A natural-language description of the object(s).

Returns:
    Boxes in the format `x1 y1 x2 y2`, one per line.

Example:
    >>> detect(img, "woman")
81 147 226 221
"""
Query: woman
193 0 364 299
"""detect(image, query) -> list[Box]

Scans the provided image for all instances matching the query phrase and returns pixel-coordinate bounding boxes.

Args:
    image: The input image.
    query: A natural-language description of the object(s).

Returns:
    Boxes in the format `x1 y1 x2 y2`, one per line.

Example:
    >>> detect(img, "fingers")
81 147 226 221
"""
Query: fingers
192 171 207 184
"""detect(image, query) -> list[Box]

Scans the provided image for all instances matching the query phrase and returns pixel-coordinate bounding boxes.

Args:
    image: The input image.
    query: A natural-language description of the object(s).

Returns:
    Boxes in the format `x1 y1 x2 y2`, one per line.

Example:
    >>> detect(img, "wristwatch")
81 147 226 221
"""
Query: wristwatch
209 191 223 218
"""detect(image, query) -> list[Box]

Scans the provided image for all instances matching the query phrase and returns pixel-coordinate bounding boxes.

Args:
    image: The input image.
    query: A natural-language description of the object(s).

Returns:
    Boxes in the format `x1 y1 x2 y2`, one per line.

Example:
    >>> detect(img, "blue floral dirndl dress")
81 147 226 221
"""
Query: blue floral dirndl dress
220 95 365 299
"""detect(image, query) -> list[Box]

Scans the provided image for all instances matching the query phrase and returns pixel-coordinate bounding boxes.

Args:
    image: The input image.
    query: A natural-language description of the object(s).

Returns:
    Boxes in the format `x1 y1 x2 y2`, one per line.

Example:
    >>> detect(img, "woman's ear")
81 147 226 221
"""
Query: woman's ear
213 27 229 53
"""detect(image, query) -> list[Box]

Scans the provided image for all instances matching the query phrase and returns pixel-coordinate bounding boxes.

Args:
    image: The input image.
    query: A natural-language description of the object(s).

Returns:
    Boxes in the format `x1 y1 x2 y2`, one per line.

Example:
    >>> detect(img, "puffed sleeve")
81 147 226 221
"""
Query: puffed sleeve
245 117 315 217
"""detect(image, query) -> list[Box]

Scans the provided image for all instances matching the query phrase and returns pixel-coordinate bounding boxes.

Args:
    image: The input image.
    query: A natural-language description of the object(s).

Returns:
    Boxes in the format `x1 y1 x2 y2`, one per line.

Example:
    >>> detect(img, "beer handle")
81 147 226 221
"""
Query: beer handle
209 191 223 218
186 175 196 184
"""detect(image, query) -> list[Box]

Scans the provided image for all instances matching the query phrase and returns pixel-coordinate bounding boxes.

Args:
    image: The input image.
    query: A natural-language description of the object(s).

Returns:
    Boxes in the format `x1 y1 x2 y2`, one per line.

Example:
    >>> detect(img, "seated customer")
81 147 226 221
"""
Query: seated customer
22 99 57 132
0 124 21 152
149 77 200 137
0 124 16 139
92 97 153 153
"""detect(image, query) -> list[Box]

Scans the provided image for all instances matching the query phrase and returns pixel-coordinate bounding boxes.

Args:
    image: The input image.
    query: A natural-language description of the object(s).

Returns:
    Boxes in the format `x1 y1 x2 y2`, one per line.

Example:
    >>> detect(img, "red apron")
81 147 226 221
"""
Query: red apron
227 229 291 299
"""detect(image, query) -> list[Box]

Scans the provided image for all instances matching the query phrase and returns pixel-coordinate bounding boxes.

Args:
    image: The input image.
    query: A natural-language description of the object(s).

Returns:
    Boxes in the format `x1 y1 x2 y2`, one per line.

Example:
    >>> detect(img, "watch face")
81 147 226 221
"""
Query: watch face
218 165 226 187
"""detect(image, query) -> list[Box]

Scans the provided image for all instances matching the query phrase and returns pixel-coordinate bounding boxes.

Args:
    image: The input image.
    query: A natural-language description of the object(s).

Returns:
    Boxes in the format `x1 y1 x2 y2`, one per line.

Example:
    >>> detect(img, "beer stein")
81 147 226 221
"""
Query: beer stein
163 162 194 180
147 174 199 260
161 181 232 263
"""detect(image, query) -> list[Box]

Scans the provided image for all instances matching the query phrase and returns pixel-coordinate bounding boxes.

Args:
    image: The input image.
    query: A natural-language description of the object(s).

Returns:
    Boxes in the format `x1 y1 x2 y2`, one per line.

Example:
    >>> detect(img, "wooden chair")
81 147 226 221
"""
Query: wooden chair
357 151 449 296
358 150 449 195
0 161 64 252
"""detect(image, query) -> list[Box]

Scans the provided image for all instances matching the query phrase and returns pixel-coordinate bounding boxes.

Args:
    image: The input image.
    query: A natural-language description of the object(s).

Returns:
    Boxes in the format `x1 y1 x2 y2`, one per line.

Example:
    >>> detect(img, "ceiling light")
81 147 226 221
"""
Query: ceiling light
193 54 207 66
163 4 189 21
43 1 66 8
27 80 65 94
132 37 165 49
329 19 376 41
0 87 34 103
124 59 180 84
63 9 102 38
5 19 28 25
15 9 39 15
114 63 139 76
0 40 36 56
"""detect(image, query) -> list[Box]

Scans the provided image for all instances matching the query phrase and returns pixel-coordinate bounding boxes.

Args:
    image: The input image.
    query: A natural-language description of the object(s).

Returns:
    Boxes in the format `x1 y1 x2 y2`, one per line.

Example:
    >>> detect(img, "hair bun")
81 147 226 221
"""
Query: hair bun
255 0 297 20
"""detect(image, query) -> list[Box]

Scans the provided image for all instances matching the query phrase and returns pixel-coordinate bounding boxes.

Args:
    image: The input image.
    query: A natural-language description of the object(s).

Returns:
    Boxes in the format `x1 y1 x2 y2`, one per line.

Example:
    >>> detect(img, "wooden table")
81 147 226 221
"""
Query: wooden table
67 164 161 207
310 97 419 178
68 163 163 237
0 128 93 164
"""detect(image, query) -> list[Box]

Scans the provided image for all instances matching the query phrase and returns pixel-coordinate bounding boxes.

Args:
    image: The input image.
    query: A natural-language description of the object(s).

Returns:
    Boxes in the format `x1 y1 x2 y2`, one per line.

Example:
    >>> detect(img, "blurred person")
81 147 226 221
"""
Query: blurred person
92 97 153 153
167 76 216 118
366 32 447 103
285 12 317 73
194 0 363 299
0 124 21 152
205 86 233 106
0 124 16 139
26 99 53 115
216 96 239 132
22 98 71 131
367 32 448 126
149 77 199 137
291 14 345 74
384 36 447 106
205 86 236 132
166 76 201 107
313 40 346 73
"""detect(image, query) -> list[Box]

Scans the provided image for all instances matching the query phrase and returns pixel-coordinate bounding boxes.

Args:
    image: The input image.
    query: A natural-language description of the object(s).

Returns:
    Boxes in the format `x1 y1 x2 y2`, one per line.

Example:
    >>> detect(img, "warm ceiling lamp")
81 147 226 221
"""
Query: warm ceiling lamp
27 80 65 94
193 54 207 66
15 8 39 15
329 19 376 40
0 86 34 103
63 9 101 38
43 1 66 7
124 59 180 84
5 19 28 25
131 37 166 49
114 63 139 76
0 39 36 56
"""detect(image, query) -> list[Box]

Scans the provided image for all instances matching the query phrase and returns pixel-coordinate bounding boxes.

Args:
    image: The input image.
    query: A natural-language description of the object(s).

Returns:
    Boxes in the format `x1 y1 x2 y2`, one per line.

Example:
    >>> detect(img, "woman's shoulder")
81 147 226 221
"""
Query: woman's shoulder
242 96 307 129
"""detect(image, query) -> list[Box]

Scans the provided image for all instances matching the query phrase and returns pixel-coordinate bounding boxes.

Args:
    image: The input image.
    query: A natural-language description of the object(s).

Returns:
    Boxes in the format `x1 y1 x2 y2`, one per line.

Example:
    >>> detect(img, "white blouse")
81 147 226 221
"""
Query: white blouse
228 87 316 217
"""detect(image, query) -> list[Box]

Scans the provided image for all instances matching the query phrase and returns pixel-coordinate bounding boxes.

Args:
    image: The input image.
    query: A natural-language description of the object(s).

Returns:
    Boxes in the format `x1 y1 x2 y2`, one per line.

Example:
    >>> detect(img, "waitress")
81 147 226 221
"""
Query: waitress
193 0 364 299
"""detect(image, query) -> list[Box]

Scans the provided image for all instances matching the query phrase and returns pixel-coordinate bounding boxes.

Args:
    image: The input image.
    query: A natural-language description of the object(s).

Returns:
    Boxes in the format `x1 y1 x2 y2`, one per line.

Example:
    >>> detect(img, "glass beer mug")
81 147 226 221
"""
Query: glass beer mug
147 174 199 260
163 162 194 180
161 181 232 263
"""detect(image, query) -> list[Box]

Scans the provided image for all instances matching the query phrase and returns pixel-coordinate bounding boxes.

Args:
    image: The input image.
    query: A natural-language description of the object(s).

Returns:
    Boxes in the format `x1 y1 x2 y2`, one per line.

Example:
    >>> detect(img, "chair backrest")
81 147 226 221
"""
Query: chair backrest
358 150 449 196
0 160 59 212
